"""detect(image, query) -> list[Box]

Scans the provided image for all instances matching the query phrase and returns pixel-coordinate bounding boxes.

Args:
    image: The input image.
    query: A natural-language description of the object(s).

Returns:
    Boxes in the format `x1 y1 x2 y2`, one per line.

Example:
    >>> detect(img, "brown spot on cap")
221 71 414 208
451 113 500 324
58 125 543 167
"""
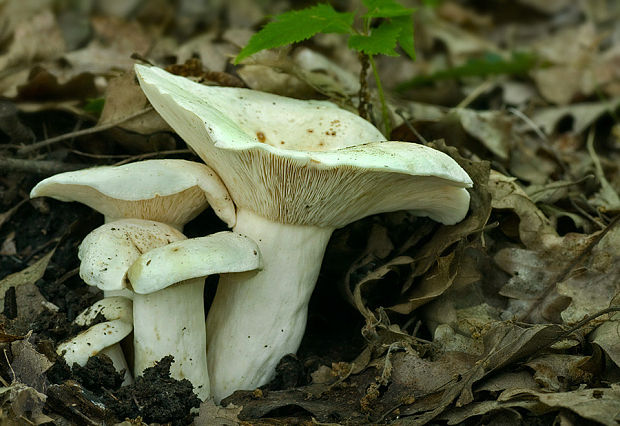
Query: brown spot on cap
256 131 266 142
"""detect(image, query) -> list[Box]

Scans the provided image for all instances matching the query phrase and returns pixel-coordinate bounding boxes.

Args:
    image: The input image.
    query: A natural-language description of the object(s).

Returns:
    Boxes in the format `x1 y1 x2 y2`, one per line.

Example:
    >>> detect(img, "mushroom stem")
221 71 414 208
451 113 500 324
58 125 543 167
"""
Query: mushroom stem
133 278 209 400
100 345 132 384
206 209 333 402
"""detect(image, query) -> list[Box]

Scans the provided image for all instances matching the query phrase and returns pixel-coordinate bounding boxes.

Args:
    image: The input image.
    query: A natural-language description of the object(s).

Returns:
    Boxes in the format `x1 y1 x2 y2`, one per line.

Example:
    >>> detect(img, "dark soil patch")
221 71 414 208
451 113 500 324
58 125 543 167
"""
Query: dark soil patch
105 356 201 425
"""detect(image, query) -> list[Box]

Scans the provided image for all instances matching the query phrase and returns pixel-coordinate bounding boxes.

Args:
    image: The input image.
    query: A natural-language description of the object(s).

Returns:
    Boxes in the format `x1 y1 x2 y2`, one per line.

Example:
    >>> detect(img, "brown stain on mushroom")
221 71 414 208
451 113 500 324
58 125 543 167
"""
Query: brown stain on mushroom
256 131 266 142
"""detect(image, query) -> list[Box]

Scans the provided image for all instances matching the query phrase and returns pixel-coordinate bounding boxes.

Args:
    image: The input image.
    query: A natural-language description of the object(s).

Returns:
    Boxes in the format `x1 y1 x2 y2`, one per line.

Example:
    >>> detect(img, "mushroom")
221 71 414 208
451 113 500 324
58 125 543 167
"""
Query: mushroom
78 219 262 400
127 231 261 400
30 159 236 381
29 158 235 231
76 219 186 382
57 297 133 383
135 64 473 401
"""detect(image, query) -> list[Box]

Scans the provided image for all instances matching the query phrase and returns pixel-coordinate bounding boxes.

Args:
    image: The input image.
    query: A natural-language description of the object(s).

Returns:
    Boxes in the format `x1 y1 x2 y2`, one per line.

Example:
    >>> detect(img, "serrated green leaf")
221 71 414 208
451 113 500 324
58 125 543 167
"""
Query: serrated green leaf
235 4 354 63
363 0 414 18
393 15 415 59
348 19 402 56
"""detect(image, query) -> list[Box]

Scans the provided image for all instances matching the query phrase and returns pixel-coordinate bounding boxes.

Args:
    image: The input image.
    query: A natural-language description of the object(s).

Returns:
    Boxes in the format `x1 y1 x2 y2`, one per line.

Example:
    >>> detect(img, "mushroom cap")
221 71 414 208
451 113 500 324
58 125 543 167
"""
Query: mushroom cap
135 65 472 227
57 319 133 367
30 159 235 229
127 232 262 294
58 298 134 367
74 296 133 325
79 219 186 292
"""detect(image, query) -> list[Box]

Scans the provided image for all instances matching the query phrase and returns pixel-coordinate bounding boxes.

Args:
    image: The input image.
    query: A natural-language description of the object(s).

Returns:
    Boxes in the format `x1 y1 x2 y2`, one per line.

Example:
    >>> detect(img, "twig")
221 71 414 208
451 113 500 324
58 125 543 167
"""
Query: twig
395 109 429 144
4 349 15 383
358 53 370 120
508 107 571 176
521 214 620 322
112 149 192 166
0 158 88 175
456 79 495 109
17 107 153 155
533 305 620 355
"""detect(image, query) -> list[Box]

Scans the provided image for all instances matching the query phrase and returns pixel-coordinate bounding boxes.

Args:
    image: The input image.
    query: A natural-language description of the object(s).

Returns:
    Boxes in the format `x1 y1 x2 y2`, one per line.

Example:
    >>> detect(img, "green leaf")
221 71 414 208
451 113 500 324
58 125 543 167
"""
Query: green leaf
84 97 105 116
235 4 354 64
348 20 402 56
396 52 538 90
393 15 415 59
363 0 414 18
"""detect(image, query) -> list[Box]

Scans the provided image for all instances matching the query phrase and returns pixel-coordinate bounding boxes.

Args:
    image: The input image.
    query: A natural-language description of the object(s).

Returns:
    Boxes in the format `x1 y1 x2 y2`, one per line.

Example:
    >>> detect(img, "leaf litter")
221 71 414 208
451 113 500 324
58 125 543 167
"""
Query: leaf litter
1 0 620 424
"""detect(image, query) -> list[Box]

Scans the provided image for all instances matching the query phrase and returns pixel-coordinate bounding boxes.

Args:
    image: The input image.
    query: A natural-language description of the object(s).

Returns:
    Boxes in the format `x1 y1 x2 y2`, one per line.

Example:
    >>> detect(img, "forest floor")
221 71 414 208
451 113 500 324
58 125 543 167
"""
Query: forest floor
1 0 620 425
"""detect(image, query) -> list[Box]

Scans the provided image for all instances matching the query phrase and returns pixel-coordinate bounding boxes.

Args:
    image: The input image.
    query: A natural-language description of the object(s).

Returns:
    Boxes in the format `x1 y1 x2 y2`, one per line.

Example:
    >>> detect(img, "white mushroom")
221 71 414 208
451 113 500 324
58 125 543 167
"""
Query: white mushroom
30 159 236 382
127 232 261 400
57 297 133 383
29 159 235 230
135 65 473 401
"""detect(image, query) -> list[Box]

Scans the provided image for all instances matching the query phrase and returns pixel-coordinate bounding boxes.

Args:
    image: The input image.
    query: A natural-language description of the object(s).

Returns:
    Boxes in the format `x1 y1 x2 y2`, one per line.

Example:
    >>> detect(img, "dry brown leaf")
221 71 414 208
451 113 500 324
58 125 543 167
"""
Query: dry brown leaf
10 338 53 393
98 71 169 135
195 400 242 426
475 371 539 394
530 24 600 105
389 253 456 315
398 322 565 423
0 383 53 425
591 316 620 368
451 109 515 160
439 398 544 425
525 354 594 392
500 386 620 426
0 249 56 300
489 171 560 250
0 9 65 74
532 98 620 135
557 226 620 323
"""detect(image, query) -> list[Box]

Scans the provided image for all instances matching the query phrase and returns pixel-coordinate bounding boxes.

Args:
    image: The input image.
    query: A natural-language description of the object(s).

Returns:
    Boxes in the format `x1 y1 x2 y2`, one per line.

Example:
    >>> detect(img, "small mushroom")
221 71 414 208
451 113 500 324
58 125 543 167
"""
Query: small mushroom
127 231 261 400
29 158 235 230
76 219 185 383
57 297 133 383
135 65 474 401
30 159 236 383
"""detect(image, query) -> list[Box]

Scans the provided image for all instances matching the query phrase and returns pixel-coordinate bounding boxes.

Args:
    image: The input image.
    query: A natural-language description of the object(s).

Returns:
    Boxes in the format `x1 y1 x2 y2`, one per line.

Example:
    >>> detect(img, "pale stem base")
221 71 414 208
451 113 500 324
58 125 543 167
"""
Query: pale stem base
101 345 133 385
133 279 210 400
206 209 334 402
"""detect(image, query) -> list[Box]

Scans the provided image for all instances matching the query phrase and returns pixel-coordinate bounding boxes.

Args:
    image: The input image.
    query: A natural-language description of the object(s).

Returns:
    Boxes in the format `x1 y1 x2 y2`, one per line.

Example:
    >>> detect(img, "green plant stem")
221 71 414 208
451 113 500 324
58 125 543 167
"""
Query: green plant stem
368 54 391 136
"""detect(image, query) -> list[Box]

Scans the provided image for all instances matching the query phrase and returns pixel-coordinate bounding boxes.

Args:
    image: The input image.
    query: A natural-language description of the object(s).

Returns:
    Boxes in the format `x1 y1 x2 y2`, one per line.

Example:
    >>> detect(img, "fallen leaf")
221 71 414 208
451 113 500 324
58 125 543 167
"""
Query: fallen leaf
525 354 594 391
532 98 620 135
500 386 620 426
591 316 620 368
0 383 53 425
0 249 56 300
10 337 53 393
98 71 169 135
195 400 242 426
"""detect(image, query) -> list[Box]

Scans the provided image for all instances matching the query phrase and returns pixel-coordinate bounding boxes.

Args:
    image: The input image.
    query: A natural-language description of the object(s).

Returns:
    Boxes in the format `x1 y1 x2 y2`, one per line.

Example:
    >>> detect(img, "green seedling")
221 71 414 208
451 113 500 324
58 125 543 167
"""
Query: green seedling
234 0 417 136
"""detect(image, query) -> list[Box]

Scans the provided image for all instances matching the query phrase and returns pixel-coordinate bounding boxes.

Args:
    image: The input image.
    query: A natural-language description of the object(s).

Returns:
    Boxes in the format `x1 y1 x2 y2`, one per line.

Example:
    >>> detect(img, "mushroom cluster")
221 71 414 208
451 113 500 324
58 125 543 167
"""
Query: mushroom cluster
31 64 472 403
135 65 473 402
31 160 261 400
